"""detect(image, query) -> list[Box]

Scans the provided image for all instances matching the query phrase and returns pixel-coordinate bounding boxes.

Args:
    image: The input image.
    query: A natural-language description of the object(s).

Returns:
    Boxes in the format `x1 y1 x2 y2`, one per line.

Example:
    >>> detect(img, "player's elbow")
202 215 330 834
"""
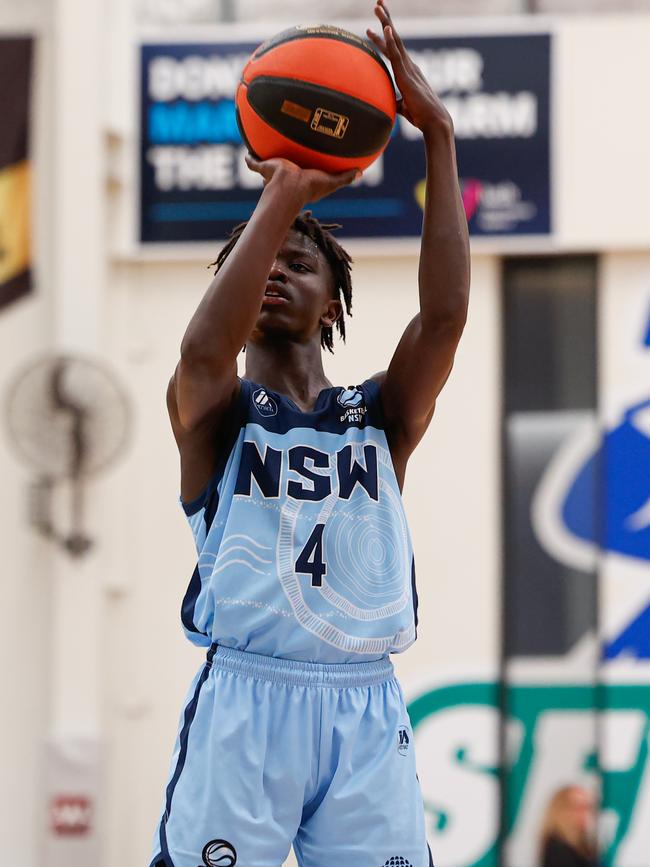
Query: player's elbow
180 333 211 366
166 372 199 433
422 299 468 341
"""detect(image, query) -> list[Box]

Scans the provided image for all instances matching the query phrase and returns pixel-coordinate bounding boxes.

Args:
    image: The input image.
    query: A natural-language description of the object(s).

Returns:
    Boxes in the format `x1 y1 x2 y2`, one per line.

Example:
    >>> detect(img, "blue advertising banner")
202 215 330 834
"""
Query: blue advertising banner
140 32 551 243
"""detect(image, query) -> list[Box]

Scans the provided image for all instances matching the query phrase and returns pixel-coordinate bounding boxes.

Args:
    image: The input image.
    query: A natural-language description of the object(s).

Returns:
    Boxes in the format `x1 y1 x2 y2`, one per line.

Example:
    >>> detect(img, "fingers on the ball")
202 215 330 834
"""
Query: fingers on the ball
378 11 404 56
371 19 389 47
376 2 394 32
379 1 396 31
331 171 359 191
378 2 406 52
385 26 405 68
366 28 388 55
375 3 391 34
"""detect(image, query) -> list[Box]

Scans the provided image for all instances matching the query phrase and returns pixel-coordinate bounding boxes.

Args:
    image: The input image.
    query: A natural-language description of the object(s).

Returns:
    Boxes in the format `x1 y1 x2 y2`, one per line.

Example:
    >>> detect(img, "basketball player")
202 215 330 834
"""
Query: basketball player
150 3 469 866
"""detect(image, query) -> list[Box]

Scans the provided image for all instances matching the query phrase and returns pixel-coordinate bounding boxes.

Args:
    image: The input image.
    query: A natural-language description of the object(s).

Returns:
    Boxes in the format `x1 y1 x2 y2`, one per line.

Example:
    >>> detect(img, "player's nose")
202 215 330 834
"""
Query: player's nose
269 262 287 282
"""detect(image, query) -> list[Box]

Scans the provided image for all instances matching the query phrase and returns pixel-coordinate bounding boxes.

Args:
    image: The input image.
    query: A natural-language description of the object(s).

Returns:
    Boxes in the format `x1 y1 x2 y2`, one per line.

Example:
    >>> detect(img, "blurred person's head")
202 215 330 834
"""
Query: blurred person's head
539 785 597 860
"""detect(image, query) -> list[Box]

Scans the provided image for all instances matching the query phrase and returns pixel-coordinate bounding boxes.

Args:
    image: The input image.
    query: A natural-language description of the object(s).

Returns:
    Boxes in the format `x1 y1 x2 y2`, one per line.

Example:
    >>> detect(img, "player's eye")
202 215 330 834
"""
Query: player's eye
290 262 310 273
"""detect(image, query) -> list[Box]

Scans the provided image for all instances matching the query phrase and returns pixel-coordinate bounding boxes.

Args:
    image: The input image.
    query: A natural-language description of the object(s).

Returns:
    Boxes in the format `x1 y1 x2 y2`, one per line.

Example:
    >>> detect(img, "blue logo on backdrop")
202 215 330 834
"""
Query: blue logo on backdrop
535 307 650 658
140 33 551 243
561 398 650 566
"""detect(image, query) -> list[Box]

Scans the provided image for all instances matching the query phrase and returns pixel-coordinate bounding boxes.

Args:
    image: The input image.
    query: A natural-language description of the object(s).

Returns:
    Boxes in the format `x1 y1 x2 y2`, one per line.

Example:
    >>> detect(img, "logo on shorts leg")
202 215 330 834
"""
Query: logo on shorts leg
382 857 413 867
397 725 410 756
200 839 237 867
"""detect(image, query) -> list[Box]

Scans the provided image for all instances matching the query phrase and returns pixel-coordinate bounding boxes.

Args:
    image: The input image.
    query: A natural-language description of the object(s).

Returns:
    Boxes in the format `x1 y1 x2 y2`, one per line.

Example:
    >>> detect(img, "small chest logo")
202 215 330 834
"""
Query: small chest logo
397 725 410 757
252 388 278 417
200 839 237 867
381 858 413 867
337 386 367 424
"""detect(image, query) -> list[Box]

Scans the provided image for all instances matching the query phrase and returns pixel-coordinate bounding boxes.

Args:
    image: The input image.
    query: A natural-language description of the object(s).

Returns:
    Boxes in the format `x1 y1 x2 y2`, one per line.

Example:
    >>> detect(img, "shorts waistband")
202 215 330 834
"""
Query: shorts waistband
206 644 394 688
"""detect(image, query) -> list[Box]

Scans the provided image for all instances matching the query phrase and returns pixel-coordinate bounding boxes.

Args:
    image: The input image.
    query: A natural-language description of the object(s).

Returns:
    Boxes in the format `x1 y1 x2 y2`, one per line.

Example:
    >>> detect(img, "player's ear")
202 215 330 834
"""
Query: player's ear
321 299 342 328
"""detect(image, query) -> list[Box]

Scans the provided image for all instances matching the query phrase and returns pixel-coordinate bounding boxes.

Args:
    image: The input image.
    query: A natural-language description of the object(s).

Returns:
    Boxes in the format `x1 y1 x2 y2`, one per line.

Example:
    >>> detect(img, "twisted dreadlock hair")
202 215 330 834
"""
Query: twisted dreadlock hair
210 211 353 353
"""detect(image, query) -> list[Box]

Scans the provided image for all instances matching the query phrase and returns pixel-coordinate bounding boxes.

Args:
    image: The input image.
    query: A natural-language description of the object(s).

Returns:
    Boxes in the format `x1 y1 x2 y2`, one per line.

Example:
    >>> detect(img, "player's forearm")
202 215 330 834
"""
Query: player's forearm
180 176 305 367
417 124 470 331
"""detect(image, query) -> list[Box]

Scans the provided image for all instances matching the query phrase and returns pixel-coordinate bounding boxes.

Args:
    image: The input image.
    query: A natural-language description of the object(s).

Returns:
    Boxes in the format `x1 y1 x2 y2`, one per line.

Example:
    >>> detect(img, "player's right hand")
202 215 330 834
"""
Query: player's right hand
245 153 361 204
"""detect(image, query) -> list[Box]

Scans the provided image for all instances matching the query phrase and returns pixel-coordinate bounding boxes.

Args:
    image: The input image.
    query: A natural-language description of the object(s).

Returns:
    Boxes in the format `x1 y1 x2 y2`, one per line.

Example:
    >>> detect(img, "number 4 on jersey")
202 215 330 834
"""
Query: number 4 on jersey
295 523 326 587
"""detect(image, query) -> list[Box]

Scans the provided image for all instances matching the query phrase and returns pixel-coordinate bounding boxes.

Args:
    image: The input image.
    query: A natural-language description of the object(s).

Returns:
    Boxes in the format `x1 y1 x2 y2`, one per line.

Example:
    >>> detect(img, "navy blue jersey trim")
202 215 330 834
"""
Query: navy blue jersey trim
158 654 214 865
411 556 419 633
428 844 435 866
203 474 222 536
180 564 204 636
282 385 331 414
180 378 251 517
358 377 386 429
241 377 386 435
148 856 169 867
180 487 209 517
180 381 251 637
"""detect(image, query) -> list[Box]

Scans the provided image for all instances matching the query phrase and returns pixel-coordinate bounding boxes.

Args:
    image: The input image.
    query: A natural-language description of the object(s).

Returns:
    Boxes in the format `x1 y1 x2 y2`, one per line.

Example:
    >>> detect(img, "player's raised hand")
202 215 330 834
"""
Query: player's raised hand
366 0 453 136
245 154 361 203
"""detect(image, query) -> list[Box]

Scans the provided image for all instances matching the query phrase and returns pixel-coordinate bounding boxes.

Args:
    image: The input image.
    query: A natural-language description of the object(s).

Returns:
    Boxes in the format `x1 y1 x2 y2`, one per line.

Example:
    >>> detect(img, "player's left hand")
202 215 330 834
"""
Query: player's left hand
366 0 452 137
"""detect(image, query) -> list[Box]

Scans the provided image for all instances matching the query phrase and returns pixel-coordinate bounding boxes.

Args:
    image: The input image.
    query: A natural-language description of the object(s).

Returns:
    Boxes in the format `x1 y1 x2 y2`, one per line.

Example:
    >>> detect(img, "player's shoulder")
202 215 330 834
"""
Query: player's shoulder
167 373 245 446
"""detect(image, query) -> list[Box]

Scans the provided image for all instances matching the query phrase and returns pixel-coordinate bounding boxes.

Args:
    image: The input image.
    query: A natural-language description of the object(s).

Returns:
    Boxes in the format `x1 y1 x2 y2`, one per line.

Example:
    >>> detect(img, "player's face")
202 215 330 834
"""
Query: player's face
252 230 341 344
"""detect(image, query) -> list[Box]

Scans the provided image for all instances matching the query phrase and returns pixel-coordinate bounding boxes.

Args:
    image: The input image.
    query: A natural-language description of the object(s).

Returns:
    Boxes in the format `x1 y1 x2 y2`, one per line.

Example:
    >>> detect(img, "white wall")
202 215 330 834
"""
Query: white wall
0 2 54 863
0 300 53 867
135 0 650 25
555 18 650 250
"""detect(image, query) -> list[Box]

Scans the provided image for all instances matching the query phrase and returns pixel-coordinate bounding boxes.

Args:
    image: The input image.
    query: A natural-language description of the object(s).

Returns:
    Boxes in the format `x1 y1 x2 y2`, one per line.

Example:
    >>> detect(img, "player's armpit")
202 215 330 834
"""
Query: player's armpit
375 311 464 449
172 355 239 433
167 369 242 503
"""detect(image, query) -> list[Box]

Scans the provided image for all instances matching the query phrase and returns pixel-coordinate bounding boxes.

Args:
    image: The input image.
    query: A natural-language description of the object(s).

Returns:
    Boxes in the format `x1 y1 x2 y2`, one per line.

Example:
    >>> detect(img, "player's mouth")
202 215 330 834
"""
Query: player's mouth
262 284 290 306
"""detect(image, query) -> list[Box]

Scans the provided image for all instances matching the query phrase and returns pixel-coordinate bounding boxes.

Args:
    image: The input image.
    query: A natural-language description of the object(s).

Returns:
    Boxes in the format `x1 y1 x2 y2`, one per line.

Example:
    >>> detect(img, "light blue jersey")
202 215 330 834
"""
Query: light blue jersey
180 377 419 663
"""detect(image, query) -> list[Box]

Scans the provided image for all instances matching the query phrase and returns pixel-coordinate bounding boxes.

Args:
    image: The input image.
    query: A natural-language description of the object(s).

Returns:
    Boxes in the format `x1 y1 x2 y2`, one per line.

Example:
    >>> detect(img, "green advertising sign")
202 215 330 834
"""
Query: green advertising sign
408 681 650 867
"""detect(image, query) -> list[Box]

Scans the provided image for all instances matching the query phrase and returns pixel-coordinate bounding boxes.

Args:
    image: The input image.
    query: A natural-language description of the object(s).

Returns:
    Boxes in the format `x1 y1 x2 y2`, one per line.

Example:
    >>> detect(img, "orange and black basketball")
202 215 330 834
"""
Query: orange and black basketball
236 25 397 173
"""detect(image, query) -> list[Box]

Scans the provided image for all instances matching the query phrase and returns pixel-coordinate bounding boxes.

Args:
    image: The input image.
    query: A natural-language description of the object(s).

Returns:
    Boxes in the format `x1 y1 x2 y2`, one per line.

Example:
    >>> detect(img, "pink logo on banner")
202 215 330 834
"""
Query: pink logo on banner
50 794 93 836
461 179 483 221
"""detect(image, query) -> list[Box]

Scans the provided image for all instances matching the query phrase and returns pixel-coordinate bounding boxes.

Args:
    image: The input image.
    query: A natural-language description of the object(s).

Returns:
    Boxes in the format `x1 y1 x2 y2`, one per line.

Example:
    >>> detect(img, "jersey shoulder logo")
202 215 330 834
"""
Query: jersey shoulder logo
252 388 278 417
337 386 367 423
338 386 364 408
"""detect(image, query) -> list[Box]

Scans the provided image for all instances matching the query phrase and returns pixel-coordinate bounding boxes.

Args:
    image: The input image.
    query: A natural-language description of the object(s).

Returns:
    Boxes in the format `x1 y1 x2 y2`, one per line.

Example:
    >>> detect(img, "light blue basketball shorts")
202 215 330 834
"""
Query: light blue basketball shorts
150 644 433 867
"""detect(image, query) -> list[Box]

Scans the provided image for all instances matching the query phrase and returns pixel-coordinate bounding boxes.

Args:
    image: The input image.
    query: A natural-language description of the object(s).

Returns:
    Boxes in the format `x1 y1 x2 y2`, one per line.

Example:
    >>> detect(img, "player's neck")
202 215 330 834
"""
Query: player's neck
244 339 331 408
